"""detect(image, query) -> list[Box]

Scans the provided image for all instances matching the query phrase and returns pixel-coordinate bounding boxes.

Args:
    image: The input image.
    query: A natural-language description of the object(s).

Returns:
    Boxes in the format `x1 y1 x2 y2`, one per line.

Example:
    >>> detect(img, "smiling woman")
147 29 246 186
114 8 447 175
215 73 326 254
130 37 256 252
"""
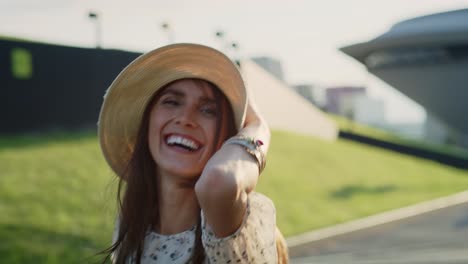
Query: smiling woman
147 80 235 180
97 43 288 264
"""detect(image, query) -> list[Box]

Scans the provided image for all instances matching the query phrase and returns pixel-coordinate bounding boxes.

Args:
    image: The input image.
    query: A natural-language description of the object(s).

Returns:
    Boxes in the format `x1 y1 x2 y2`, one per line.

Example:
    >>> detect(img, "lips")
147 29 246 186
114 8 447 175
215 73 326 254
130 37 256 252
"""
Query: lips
165 134 201 152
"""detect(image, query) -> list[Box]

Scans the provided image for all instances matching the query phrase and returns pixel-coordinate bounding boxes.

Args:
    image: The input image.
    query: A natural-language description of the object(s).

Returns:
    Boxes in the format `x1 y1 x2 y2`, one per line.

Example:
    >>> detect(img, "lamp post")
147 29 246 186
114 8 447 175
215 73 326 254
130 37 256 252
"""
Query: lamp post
88 11 101 49
161 22 174 44
230 41 241 67
215 30 242 67
215 30 226 53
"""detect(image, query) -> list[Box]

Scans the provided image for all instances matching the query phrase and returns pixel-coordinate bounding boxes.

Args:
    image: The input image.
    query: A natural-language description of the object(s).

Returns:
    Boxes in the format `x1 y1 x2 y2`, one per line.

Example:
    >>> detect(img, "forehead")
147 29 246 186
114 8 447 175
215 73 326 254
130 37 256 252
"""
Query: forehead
160 79 216 99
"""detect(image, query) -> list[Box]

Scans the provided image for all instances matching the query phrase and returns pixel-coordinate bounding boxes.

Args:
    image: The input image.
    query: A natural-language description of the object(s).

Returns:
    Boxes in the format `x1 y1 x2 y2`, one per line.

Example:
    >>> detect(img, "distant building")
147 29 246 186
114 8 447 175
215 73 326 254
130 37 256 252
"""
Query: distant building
424 114 451 145
292 84 327 109
242 60 338 140
251 57 285 81
382 122 425 140
353 96 386 127
325 86 366 116
325 86 386 127
292 84 315 105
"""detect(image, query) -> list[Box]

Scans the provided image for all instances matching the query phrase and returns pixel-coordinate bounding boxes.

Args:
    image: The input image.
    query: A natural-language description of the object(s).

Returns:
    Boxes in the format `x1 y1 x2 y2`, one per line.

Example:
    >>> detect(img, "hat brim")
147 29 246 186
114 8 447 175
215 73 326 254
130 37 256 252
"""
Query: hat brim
98 43 247 178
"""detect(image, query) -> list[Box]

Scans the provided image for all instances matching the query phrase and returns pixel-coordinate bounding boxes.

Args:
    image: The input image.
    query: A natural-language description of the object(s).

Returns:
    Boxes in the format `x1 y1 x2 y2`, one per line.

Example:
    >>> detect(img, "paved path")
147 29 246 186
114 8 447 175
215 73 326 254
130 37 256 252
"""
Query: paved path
290 202 468 264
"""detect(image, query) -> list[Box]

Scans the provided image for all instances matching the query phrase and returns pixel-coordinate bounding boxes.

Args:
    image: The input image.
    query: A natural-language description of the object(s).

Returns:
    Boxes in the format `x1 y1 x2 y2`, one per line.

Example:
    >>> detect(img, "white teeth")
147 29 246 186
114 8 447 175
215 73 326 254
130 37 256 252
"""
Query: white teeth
166 135 200 151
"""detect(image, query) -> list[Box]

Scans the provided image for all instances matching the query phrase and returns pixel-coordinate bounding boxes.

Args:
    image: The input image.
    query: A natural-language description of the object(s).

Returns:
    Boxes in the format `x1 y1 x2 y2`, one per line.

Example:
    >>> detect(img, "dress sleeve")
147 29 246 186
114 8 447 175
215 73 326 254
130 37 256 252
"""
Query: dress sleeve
201 192 277 263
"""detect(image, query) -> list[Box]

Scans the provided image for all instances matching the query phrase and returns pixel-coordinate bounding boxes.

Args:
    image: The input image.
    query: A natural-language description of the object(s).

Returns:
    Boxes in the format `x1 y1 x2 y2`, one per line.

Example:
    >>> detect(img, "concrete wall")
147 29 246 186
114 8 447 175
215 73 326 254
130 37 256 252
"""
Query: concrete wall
1 39 140 134
241 60 338 141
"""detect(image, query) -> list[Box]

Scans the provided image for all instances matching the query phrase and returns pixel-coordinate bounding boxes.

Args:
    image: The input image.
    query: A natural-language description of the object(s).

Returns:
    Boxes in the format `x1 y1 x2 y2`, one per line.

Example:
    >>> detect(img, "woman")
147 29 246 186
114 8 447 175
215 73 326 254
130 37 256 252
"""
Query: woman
98 43 288 263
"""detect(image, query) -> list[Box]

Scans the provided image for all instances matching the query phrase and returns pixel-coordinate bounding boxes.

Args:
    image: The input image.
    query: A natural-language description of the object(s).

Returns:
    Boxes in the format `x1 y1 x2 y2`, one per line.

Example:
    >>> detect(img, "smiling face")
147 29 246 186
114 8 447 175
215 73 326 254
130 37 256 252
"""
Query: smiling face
147 79 232 180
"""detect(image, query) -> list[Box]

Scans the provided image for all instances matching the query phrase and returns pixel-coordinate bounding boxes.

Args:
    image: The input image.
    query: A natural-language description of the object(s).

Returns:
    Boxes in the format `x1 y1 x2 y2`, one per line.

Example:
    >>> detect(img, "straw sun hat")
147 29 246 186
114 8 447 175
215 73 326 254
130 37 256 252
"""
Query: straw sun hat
98 43 248 178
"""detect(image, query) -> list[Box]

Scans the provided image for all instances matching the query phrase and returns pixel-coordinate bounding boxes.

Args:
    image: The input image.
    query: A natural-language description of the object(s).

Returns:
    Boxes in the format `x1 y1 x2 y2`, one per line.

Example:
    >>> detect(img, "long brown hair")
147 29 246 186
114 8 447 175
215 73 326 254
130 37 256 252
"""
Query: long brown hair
100 79 236 264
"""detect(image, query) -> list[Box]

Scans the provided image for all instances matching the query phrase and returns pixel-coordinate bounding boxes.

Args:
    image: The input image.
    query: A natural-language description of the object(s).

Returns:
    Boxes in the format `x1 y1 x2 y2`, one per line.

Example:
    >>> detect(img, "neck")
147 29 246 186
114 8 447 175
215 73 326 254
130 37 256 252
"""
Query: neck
155 171 200 235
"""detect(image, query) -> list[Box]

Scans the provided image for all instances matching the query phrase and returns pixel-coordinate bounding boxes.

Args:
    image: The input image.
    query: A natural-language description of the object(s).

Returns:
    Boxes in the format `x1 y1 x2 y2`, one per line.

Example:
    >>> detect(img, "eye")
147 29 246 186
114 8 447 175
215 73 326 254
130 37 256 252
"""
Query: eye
161 98 180 107
200 104 217 117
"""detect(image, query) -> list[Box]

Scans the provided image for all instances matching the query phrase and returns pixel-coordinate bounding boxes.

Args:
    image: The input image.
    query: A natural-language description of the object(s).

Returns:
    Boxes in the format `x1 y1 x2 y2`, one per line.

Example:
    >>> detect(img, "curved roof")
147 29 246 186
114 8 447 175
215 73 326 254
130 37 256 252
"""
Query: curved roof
341 9 468 62
385 8 468 39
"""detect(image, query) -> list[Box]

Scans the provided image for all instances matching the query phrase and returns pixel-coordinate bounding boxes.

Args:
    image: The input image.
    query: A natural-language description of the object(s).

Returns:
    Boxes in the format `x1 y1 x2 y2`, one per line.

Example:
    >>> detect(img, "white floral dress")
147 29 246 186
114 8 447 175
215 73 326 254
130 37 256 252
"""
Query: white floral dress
112 192 277 264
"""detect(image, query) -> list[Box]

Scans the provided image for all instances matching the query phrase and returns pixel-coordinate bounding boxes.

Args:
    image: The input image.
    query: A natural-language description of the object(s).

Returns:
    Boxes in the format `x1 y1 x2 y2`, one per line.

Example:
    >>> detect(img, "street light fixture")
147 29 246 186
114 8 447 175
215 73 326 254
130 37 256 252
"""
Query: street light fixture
161 22 174 44
230 41 241 67
215 30 226 52
215 31 224 38
215 30 242 66
88 11 101 49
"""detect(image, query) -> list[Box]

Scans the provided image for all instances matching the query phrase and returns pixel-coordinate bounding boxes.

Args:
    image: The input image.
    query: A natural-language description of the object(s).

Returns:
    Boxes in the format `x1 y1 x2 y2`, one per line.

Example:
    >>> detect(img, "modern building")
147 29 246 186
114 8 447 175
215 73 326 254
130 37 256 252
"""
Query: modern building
251 56 285 81
340 8 468 145
383 122 425 140
353 96 386 128
325 86 366 116
424 114 452 145
292 84 316 104
325 86 386 127
291 84 322 108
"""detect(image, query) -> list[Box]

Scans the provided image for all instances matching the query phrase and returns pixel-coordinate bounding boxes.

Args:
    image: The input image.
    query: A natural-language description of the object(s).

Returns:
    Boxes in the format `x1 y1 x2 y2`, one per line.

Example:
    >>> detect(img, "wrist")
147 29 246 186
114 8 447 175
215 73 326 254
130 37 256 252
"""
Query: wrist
223 135 267 174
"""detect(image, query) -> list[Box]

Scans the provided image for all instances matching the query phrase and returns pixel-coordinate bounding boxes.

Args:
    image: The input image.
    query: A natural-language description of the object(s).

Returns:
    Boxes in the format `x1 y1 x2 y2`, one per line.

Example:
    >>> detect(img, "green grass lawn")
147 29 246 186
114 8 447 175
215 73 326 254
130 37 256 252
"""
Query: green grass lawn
260 130 468 236
1 130 468 263
0 132 115 263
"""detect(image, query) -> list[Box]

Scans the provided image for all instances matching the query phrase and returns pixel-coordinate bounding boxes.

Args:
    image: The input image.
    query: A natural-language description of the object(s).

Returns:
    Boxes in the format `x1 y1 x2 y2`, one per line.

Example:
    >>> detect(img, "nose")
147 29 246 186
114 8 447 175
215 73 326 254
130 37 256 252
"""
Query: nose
174 106 197 127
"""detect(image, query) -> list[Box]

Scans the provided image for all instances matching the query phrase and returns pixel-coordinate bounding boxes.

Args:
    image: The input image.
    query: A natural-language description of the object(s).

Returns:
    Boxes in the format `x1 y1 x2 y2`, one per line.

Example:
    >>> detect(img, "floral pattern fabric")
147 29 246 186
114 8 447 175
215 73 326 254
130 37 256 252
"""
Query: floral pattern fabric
112 192 277 264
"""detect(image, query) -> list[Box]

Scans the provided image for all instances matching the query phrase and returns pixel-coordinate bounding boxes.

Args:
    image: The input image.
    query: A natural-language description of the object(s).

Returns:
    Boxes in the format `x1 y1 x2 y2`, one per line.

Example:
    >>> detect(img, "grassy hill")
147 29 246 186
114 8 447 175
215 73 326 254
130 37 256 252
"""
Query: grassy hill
1 130 467 263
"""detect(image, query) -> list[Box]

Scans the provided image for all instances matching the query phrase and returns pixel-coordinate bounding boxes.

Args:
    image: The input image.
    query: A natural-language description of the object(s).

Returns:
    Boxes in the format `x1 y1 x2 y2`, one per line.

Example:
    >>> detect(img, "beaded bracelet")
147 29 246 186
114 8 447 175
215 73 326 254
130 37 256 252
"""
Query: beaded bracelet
224 135 266 174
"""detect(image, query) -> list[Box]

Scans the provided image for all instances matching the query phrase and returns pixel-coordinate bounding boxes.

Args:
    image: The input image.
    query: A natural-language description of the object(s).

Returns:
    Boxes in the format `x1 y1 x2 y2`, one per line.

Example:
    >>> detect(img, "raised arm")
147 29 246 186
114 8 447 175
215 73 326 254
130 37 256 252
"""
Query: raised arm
194 99 271 237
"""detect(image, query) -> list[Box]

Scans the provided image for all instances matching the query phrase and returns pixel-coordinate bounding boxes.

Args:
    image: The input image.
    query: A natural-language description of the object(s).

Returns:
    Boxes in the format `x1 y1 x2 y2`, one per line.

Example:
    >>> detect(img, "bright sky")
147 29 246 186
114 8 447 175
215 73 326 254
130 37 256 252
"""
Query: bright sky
2 0 468 124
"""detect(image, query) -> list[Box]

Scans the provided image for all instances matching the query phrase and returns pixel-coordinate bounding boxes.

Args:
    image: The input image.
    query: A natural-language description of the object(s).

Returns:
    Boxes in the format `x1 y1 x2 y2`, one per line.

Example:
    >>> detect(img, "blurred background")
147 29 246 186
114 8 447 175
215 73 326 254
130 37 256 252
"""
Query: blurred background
1 0 468 263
